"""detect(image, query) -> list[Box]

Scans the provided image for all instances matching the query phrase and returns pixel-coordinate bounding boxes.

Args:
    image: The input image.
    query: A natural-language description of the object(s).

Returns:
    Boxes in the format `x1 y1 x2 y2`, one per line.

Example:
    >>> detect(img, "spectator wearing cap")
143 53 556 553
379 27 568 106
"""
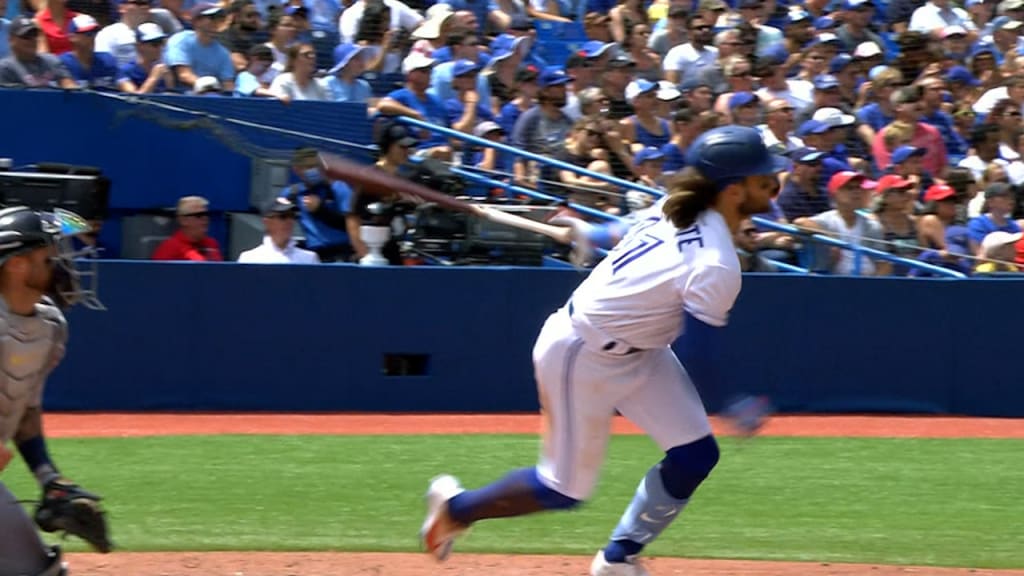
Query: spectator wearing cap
680 75 714 112
727 91 762 127
812 106 869 172
967 182 1021 254
320 43 372 103
777 147 830 220
654 80 682 117
632 146 666 191
378 52 453 159
918 182 964 253
410 4 458 56
0 17 76 87
939 25 970 61
909 0 976 39
496 66 539 134
874 174 921 275
794 74 843 124
600 53 638 120
285 5 312 44
663 14 717 84
281 147 356 262
985 16 1023 63
829 54 859 109
269 42 327 100
427 32 487 105
445 59 494 136
469 120 511 175
59 14 118 89
511 67 576 189
234 43 279 97
166 4 235 92
152 196 225 261
481 34 528 110
712 54 755 117
33 0 79 55
781 8 815 58
975 230 1022 272
660 106 701 174
759 98 801 154
855 66 902 134
338 0 422 46
754 50 813 110
564 51 598 93
95 0 182 68
918 76 968 159
219 0 267 72
620 78 671 151
648 4 688 58
945 65 981 105
887 145 929 196
795 171 890 275
238 198 320 264
836 0 886 55
261 13 296 83
874 86 948 177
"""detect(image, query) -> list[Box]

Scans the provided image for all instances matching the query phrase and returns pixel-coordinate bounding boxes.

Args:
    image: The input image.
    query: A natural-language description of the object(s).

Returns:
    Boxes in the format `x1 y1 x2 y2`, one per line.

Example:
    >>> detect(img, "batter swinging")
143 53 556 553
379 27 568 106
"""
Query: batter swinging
420 126 786 576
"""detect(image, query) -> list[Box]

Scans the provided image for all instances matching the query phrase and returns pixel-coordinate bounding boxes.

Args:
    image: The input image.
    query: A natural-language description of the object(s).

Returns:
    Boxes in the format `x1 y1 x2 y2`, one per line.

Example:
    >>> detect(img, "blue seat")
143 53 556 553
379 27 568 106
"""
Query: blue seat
534 20 587 42
311 29 340 72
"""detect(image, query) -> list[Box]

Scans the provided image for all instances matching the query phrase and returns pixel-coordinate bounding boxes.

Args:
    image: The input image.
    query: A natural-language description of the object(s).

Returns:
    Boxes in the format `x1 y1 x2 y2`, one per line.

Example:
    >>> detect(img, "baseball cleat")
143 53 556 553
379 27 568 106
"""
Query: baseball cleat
420 474 466 561
590 550 651 576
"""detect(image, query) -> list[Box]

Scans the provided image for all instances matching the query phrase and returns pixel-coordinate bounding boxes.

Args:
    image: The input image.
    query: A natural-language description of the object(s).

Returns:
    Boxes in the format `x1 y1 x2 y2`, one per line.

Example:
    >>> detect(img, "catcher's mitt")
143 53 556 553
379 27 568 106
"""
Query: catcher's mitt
34 478 113 553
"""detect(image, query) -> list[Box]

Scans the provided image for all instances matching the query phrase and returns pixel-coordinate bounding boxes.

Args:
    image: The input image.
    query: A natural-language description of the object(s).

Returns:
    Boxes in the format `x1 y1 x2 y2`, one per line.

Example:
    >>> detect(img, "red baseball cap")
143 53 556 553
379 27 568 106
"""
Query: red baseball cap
924 183 956 202
876 174 914 194
828 171 877 195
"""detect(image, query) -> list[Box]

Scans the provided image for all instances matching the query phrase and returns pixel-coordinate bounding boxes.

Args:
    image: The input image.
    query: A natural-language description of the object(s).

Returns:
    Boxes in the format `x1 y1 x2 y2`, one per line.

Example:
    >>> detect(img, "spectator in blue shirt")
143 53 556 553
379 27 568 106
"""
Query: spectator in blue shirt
234 43 278 97
446 59 494 134
919 76 968 159
967 182 1021 255
320 43 373 103
60 14 119 89
377 52 453 159
777 147 832 220
117 22 174 93
0 6 9 60
166 3 235 93
855 65 901 135
279 147 355 262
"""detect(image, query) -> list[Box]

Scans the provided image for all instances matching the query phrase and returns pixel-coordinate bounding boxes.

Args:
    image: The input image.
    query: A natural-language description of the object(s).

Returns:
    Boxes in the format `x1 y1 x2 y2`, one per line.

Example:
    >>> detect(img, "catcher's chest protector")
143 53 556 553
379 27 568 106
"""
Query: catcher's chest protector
0 300 66 445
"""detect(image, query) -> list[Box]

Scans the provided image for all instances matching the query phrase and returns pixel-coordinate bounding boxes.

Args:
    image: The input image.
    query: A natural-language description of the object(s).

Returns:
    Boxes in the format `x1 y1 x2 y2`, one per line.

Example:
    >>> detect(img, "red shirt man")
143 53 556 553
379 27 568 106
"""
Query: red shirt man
151 195 224 261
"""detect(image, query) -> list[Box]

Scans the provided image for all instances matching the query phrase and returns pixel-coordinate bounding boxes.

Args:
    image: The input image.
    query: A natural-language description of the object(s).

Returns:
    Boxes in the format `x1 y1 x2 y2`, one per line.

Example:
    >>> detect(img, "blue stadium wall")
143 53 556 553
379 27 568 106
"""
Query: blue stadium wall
45 263 1024 417
1 90 1020 417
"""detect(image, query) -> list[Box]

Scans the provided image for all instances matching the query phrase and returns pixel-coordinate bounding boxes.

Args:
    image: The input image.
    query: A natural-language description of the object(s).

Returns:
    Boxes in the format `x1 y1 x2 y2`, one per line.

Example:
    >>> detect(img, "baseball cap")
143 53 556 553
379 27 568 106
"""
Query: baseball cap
829 54 854 74
657 80 682 101
377 123 418 150
680 76 710 92
876 174 914 193
473 121 505 138
853 41 883 59
728 91 759 109
924 183 957 202
946 65 981 86
890 145 926 165
580 40 615 59
626 79 659 102
284 4 308 16
635 146 666 164
452 59 482 77
68 13 100 34
401 52 437 74
981 230 1023 253
190 3 225 19
828 171 876 195
942 24 968 38
813 106 856 127
9 16 38 37
538 67 573 87
760 43 789 66
813 74 840 91
796 119 830 137
787 7 811 23
789 147 825 163
177 195 210 216
136 22 168 43
263 196 299 217
844 0 873 9
985 182 1014 198
685 126 789 185
606 54 635 68
813 15 838 30
329 43 365 74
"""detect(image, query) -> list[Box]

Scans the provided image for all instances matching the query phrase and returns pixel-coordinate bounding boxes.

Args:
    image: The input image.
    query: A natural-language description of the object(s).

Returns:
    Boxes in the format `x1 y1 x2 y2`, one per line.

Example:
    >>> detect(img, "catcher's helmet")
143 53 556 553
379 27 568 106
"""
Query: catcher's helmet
0 206 102 310
684 125 788 187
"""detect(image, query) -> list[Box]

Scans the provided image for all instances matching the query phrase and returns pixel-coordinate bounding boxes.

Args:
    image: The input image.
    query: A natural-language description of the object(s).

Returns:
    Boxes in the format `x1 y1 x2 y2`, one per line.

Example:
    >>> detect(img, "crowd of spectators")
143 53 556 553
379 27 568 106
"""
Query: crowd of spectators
7 0 1024 273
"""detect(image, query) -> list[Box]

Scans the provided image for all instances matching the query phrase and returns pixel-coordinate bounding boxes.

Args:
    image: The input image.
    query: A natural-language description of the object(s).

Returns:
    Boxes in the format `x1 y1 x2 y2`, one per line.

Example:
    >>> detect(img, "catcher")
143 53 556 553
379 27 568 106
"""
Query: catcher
0 206 111 576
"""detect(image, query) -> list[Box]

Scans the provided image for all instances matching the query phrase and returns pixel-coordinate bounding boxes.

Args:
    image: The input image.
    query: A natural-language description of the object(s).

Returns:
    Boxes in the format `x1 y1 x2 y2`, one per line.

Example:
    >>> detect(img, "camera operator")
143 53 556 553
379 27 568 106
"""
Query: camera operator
280 147 355 262
348 123 422 265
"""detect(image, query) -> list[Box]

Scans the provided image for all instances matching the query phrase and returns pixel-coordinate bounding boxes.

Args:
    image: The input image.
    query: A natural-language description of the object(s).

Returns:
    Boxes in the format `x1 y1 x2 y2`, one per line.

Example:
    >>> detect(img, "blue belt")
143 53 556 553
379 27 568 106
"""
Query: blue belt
567 300 642 355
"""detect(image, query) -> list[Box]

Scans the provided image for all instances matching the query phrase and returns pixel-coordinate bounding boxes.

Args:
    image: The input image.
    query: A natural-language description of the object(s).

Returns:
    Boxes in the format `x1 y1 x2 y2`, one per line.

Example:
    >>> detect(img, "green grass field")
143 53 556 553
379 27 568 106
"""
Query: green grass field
5 435 1022 568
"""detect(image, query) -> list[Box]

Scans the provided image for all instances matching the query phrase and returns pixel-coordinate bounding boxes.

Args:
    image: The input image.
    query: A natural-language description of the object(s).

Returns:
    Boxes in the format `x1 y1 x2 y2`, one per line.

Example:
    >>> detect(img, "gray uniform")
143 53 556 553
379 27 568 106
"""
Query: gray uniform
0 297 67 576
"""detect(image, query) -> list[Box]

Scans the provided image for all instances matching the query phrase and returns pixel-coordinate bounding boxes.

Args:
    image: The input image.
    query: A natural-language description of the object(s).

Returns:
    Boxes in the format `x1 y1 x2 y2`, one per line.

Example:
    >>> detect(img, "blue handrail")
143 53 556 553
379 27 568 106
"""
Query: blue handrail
751 217 967 279
395 115 665 198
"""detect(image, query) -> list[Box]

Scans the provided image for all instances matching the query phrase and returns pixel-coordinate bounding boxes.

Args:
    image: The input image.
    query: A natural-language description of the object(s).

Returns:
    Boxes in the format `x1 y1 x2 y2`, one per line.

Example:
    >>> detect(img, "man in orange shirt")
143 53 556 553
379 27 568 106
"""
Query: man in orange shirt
151 195 224 261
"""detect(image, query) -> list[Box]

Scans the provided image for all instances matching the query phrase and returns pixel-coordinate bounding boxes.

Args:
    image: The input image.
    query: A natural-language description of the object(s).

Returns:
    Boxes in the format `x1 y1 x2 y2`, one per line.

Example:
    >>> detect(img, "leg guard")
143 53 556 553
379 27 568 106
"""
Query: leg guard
0 483 54 576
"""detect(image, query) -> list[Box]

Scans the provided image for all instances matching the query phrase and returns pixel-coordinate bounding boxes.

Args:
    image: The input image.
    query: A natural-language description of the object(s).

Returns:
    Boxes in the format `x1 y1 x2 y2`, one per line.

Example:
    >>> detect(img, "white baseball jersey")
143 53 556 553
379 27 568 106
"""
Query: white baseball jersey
568 202 742 350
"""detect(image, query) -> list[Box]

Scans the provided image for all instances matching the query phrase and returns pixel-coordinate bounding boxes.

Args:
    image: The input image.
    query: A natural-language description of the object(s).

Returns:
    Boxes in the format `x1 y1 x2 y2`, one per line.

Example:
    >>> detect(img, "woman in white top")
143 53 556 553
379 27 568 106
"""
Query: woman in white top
270 43 329 101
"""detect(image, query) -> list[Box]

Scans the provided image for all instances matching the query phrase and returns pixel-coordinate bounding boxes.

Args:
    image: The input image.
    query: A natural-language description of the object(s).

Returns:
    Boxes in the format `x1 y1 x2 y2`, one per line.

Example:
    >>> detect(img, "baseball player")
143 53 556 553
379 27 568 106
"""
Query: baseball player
420 126 784 576
0 207 111 576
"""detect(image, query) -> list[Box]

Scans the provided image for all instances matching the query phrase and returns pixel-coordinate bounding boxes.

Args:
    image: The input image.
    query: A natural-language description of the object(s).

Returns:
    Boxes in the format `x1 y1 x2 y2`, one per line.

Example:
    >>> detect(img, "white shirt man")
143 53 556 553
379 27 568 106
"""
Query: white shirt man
238 198 321 264
338 0 423 44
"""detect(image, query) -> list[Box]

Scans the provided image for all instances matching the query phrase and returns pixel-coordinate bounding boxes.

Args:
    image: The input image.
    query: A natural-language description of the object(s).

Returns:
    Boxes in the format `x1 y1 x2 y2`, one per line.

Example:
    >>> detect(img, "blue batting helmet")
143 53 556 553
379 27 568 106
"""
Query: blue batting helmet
684 126 788 188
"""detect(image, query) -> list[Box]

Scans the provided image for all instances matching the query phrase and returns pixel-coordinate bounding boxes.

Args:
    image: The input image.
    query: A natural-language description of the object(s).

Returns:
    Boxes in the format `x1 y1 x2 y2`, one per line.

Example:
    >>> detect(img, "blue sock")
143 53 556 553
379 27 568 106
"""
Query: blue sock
603 539 645 563
447 467 579 524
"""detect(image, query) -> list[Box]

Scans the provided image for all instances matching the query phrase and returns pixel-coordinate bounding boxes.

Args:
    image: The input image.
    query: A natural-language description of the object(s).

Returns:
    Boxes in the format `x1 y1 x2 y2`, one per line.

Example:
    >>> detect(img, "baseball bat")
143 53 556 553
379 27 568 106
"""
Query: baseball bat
318 153 572 244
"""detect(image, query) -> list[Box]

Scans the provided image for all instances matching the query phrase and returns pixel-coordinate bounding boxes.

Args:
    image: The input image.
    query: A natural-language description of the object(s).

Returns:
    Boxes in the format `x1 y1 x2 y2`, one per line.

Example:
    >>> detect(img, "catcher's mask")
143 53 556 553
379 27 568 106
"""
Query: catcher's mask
43 208 103 311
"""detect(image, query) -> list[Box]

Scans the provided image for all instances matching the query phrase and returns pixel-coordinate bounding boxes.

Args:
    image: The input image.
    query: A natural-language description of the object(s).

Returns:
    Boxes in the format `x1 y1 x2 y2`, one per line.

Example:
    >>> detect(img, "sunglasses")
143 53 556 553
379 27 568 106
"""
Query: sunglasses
182 211 210 218
691 25 711 30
